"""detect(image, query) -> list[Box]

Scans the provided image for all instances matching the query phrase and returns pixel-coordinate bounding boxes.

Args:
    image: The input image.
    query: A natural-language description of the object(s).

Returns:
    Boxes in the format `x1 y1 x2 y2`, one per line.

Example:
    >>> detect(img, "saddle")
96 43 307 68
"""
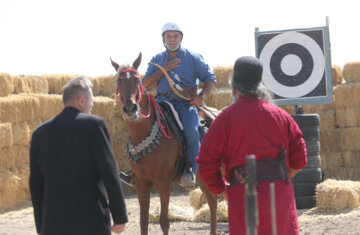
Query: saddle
158 101 220 159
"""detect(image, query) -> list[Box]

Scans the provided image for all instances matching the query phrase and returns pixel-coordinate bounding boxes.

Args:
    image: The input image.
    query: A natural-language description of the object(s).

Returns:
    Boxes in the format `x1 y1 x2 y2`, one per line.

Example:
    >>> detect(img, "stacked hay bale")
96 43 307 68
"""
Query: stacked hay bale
328 61 360 180
0 73 133 212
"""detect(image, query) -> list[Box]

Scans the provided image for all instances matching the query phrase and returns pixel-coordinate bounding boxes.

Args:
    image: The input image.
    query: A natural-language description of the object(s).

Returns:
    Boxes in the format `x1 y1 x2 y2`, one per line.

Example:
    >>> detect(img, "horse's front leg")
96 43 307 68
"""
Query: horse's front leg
197 174 218 235
157 182 171 235
136 178 152 235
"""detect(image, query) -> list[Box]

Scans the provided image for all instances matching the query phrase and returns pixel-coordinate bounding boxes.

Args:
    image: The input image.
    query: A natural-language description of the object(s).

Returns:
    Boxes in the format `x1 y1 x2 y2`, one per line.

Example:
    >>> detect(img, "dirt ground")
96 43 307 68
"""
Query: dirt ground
1 191 360 235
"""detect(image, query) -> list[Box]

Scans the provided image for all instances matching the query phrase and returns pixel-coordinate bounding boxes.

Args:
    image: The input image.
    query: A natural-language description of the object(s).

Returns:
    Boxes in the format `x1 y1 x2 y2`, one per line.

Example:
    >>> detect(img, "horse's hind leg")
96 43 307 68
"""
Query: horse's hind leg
158 182 171 235
136 179 152 235
198 175 218 235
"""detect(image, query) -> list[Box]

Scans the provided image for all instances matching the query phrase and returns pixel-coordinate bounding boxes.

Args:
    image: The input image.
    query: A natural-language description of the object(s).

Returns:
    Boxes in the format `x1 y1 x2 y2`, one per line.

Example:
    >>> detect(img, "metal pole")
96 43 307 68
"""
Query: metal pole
245 155 258 235
270 183 277 235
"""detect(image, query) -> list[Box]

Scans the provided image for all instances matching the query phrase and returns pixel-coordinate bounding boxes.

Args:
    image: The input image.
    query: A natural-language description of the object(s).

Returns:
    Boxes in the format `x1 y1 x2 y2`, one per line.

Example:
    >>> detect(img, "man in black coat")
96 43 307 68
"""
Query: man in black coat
29 76 128 235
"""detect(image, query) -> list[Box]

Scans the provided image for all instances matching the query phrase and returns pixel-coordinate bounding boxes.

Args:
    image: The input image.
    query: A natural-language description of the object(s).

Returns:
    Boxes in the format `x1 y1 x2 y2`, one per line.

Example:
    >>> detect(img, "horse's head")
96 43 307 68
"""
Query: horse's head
111 52 143 120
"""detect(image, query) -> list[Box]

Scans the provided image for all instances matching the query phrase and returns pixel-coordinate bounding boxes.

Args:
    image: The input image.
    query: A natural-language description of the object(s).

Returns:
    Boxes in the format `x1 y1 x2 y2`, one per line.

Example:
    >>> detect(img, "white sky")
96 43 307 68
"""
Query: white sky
0 0 359 76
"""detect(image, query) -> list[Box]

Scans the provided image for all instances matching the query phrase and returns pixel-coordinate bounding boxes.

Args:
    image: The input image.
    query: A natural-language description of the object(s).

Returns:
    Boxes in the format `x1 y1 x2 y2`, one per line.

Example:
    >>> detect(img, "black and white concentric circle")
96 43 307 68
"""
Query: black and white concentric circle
259 31 325 98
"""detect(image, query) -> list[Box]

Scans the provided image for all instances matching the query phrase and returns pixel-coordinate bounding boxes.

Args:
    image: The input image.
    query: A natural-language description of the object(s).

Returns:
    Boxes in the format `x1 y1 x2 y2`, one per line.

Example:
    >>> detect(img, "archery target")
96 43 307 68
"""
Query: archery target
256 27 332 105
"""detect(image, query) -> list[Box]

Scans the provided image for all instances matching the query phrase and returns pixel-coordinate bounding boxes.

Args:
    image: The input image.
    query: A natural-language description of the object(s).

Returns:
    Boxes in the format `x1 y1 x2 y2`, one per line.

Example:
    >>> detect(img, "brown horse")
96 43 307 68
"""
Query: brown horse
111 53 219 235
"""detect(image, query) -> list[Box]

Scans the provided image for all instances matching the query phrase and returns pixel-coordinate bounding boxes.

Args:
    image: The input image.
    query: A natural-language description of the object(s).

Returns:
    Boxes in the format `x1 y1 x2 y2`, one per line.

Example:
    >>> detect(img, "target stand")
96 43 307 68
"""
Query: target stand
255 26 332 106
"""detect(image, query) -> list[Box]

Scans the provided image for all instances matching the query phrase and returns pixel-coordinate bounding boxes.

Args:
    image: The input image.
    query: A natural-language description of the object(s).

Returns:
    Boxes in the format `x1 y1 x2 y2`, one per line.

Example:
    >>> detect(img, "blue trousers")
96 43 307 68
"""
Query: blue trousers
157 96 200 175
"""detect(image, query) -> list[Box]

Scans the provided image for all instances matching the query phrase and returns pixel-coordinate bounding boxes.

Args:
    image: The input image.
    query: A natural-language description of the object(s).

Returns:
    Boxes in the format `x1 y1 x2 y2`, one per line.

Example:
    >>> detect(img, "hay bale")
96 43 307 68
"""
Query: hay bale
0 73 14 97
13 75 49 94
334 83 360 108
44 74 78 94
324 152 344 169
12 122 31 145
316 179 360 211
342 127 360 151
213 66 232 88
0 167 30 212
319 129 343 152
323 167 360 181
336 105 360 128
8 145 30 171
343 151 360 168
193 200 228 222
332 65 344 85
206 88 231 110
92 96 116 121
0 147 10 172
0 95 40 122
29 118 43 134
92 75 116 97
36 94 63 121
343 61 360 83
189 188 207 210
318 110 336 131
0 122 13 148
149 202 194 222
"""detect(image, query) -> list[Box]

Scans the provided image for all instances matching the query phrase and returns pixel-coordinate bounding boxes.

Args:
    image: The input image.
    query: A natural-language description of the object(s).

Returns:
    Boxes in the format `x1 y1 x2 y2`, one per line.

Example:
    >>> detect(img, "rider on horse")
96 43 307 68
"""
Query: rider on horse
120 22 216 189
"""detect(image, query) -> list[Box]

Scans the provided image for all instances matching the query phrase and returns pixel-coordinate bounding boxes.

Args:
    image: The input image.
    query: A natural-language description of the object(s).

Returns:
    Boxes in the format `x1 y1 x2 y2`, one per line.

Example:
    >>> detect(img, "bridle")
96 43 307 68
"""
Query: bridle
116 68 151 119
115 68 171 138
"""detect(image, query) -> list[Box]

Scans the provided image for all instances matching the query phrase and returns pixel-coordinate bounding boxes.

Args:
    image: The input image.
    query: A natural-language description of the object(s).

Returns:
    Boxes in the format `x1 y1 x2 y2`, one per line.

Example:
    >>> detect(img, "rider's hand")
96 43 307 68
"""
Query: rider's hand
162 58 181 71
111 224 125 234
190 94 203 107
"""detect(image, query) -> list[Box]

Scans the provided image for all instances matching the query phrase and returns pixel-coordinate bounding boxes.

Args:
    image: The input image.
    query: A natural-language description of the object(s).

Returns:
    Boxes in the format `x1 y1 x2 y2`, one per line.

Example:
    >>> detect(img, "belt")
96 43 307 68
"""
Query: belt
156 91 183 101
230 147 288 186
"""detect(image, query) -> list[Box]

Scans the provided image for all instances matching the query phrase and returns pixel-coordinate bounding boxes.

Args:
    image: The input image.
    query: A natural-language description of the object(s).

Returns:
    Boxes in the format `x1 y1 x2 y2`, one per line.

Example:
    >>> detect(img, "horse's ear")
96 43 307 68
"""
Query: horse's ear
132 52 142 70
110 57 119 72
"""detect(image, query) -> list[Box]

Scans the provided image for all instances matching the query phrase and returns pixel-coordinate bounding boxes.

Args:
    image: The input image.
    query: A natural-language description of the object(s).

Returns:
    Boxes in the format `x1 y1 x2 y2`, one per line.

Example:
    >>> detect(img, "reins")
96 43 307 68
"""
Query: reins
116 68 171 139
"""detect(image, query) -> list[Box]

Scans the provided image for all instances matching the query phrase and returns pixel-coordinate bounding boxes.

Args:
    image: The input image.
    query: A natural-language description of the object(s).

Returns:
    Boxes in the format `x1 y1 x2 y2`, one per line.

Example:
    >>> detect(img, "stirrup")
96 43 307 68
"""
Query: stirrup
119 169 135 187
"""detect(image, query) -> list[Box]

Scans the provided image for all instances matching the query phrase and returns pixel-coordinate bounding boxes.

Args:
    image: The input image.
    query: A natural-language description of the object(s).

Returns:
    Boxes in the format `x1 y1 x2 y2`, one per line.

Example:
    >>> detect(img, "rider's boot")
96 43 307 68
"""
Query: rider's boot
179 170 195 190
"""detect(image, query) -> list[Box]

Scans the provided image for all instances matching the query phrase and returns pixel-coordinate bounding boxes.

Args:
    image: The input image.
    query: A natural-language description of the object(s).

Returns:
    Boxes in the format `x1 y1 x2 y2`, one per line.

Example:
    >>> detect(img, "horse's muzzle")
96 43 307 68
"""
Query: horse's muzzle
123 102 139 120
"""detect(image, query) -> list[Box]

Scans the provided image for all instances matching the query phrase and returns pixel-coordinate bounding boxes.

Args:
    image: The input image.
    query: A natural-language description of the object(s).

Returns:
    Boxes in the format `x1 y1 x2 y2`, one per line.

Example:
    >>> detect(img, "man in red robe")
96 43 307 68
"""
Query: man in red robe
196 56 307 235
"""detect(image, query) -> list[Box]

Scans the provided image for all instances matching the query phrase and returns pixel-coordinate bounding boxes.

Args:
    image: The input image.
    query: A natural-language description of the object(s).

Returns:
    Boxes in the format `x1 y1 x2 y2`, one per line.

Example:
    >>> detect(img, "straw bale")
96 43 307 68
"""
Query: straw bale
8 145 30 171
323 167 360 181
316 179 360 211
44 74 78 94
318 110 336 131
279 105 295 115
0 95 40 122
342 127 360 151
213 66 233 88
0 167 30 212
36 94 63 121
92 96 116 121
29 117 43 134
189 188 207 210
0 122 13 148
107 116 127 141
13 75 49 94
149 202 194 222
336 105 360 128
332 65 344 86
12 122 31 145
302 102 335 114
319 129 343 152
92 75 116 97
0 147 10 172
205 88 231 110
334 83 360 108
343 151 360 168
112 137 130 171
342 61 360 83
0 73 14 97
193 200 228 222
323 152 344 169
